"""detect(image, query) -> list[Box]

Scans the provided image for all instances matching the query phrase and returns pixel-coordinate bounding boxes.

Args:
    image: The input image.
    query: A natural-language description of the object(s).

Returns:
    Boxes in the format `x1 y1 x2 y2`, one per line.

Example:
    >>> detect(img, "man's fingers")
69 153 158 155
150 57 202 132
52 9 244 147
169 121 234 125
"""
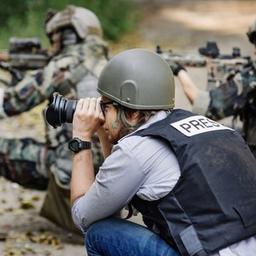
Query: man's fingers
74 98 103 124
96 98 102 115
81 98 90 114
74 98 89 120
87 98 97 114
76 99 84 112
96 98 105 123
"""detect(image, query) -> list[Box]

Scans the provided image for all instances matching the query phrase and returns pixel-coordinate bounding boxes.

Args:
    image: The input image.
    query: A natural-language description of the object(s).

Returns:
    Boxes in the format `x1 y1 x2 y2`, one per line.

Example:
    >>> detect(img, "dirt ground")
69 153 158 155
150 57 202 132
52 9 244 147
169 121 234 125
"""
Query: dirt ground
0 1 255 255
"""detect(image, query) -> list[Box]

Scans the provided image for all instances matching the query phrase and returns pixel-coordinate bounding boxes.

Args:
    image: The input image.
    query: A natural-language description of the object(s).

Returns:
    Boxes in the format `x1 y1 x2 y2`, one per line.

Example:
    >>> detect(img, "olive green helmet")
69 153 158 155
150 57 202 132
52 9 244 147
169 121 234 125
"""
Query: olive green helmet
98 49 175 110
247 19 256 45
45 5 102 39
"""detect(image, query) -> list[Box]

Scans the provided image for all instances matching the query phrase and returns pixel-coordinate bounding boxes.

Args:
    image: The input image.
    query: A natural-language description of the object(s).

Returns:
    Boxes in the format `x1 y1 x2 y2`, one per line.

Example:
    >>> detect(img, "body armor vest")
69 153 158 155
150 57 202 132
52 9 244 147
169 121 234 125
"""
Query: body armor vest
131 109 256 256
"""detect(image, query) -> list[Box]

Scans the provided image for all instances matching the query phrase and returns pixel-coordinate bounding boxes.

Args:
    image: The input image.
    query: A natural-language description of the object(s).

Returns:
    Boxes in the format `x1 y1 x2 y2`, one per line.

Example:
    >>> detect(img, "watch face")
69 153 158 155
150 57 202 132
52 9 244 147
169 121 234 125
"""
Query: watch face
68 138 91 153
69 139 80 153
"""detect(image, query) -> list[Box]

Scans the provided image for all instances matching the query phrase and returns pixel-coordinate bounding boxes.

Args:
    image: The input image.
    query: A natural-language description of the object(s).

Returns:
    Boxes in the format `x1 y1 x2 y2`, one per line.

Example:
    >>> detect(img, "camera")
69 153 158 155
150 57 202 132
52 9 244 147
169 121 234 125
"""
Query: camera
45 92 77 128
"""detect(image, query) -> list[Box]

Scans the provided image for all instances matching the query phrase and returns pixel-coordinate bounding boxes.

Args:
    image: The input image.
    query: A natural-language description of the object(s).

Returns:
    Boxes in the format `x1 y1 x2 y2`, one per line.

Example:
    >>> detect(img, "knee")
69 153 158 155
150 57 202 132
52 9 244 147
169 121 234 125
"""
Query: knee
86 218 117 242
85 218 135 255
85 218 114 254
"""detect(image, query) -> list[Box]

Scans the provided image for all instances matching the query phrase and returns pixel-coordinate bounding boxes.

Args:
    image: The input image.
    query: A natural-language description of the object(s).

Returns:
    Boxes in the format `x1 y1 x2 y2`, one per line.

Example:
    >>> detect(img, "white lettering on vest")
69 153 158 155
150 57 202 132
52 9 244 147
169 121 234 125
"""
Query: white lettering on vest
171 115 233 137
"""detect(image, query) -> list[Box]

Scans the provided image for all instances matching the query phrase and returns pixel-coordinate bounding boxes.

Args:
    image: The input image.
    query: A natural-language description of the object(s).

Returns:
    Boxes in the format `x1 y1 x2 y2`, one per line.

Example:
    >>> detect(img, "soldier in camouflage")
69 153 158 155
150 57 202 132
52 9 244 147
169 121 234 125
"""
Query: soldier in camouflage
170 20 256 157
0 5 107 232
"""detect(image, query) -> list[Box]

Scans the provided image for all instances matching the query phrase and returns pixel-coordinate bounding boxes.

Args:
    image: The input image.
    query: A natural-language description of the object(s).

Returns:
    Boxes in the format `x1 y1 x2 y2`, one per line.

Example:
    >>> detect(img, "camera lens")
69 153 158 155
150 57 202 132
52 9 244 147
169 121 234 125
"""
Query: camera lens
45 92 77 128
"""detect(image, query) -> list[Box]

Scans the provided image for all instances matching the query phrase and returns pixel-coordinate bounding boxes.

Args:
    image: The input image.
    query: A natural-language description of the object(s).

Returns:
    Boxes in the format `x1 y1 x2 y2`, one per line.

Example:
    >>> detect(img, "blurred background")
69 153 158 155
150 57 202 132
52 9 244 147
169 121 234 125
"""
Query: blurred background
1 0 255 53
1 0 255 138
0 0 255 255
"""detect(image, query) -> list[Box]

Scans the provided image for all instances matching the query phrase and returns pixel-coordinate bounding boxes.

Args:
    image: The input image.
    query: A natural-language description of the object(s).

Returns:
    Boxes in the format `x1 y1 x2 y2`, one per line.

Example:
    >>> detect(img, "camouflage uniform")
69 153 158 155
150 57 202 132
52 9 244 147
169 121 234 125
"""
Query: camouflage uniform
0 6 107 232
0 37 107 187
193 61 256 157
192 20 256 157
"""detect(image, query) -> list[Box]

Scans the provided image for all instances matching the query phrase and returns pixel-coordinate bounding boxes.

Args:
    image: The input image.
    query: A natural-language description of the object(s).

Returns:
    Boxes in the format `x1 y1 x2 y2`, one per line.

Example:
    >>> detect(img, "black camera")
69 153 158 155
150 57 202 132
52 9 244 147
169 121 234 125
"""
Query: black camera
45 92 78 128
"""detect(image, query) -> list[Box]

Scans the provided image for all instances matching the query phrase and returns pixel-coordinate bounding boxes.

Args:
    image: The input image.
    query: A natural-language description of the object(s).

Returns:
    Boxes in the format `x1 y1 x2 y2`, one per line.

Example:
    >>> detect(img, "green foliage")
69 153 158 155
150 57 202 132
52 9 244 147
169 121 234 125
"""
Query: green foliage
0 0 138 49
0 0 29 27
83 0 138 41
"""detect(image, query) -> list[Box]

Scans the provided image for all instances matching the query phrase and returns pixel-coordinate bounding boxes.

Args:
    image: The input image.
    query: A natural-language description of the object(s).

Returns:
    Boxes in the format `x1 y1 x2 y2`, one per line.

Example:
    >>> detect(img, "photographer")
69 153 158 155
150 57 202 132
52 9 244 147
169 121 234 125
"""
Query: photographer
69 49 256 256
170 20 256 157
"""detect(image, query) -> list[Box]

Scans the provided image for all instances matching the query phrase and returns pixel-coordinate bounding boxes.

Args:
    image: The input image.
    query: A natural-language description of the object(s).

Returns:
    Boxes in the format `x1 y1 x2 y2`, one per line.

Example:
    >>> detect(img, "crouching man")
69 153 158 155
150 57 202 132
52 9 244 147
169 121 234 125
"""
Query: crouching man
70 49 256 256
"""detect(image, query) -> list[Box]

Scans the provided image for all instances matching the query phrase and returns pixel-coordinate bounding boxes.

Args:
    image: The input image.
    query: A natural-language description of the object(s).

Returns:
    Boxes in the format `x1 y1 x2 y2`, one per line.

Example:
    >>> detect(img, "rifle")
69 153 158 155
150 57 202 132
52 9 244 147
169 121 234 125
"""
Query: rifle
8 37 49 70
156 43 252 91
198 41 251 90
156 45 207 68
0 37 50 86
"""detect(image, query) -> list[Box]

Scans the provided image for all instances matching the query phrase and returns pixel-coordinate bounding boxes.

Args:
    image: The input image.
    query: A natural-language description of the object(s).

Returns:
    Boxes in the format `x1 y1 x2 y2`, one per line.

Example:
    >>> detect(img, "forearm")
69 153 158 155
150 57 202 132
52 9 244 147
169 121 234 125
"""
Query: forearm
71 97 105 204
1 89 45 117
71 148 95 204
71 146 143 229
177 70 200 104
0 71 49 118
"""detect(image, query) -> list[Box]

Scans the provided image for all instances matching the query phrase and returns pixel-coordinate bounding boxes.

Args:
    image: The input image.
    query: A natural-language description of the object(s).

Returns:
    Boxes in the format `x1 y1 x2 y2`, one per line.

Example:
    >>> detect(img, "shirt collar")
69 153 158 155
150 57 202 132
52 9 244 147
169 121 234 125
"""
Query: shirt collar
118 110 168 142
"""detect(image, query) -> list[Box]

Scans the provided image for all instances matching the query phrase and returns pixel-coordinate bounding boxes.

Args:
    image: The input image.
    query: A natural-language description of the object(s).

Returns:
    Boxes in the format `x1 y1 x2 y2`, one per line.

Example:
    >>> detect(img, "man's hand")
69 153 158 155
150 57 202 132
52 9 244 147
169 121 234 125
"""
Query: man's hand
0 52 10 62
72 97 104 141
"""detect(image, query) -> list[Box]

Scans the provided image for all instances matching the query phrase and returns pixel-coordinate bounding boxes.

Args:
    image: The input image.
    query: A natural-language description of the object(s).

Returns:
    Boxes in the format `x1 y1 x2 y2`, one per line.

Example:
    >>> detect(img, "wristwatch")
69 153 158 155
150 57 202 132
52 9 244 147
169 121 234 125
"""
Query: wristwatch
68 137 91 153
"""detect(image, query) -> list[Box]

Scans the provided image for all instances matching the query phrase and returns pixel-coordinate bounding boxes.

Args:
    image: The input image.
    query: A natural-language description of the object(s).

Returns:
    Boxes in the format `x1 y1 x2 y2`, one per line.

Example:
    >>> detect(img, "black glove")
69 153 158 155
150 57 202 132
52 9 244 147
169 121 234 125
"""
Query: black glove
169 61 186 76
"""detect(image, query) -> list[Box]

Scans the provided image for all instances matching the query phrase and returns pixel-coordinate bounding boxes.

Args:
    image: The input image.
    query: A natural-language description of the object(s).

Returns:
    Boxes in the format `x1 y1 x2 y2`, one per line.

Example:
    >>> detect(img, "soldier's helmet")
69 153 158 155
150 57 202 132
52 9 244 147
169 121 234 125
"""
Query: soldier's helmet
247 19 256 45
45 5 102 40
98 49 175 110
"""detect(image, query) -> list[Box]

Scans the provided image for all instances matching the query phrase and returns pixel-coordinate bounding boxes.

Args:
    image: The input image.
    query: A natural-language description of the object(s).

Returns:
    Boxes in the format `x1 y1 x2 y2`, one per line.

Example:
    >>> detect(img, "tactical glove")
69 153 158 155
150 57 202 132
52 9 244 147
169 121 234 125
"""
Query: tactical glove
169 61 186 76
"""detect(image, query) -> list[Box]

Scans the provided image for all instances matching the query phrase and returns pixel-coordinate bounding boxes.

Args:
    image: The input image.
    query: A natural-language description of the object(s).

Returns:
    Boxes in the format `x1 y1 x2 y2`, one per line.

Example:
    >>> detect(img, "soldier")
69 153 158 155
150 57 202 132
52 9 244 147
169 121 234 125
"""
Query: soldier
170 20 256 157
0 5 108 233
69 49 256 256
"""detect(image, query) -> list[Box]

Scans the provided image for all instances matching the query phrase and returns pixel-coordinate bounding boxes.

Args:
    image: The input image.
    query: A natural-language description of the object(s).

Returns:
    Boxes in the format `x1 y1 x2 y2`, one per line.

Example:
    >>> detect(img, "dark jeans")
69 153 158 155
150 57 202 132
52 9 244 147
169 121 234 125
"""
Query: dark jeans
85 218 180 256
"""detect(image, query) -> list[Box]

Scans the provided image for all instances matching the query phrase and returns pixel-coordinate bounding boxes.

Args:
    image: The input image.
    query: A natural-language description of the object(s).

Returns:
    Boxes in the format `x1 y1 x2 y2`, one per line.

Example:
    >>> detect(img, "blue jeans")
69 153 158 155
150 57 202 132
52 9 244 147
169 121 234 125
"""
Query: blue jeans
85 218 180 256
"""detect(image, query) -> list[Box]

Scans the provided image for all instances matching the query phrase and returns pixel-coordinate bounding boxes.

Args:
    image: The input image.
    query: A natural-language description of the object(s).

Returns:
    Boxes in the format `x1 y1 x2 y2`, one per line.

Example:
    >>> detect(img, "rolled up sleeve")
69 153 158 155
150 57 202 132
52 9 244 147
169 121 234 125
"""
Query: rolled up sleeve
71 144 144 231
192 90 211 115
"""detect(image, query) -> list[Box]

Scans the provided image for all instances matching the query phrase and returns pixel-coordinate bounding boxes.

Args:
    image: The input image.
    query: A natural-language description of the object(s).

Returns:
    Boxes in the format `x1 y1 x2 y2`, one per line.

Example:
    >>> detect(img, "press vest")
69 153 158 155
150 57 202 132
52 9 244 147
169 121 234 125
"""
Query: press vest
131 109 256 256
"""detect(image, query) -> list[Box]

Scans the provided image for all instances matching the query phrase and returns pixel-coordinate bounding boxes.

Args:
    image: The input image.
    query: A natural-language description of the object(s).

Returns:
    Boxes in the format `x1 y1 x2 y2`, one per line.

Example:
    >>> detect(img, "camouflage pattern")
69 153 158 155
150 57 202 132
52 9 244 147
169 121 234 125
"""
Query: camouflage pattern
206 57 249 90
46 5 102 39
0 35 107 188
0 67 13 88
0 137 52 190
0 134 103 188
205 60 256 156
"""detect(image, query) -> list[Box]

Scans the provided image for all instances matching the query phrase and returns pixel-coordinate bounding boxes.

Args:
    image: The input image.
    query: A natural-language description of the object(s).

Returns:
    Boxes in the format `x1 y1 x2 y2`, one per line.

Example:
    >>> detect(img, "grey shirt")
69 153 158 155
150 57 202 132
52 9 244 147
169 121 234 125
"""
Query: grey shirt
72 111 256 256
72 111 180 227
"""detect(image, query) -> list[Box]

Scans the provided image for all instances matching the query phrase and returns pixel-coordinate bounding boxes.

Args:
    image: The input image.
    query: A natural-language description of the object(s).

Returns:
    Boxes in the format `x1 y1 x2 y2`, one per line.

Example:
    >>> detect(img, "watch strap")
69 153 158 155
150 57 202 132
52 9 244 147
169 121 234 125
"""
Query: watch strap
68 137 91 153
78 140 91 150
